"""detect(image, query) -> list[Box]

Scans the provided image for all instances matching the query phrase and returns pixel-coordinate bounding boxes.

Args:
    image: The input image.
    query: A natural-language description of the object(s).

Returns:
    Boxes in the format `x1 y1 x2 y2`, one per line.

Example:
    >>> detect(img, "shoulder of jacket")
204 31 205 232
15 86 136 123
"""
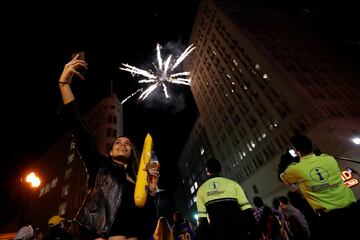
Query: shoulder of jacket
319 153 332 157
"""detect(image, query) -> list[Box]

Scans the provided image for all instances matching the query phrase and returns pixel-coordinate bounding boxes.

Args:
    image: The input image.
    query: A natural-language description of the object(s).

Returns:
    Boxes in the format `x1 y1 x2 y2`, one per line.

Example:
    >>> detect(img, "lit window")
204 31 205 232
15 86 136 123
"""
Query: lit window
67 153 74 164
246 144 252 152
51 178 58 189
61 185 69 197
190 186 195 194
65 168 72 179
39 188 45 197
193 196 197 203
200 147 205 156
58 202 66 215
45 184 51 193
194 181 198 189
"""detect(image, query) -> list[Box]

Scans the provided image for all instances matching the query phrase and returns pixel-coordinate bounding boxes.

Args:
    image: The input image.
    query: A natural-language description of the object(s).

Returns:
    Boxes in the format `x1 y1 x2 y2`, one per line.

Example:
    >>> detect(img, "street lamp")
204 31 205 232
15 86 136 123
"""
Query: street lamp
20 171 41 227
351 137 360 145
25 172 41 188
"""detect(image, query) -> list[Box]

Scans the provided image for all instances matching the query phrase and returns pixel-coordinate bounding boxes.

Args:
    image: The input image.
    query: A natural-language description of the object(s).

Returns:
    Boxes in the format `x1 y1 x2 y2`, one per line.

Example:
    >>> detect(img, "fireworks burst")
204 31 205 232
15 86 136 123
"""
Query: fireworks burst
120 43 196 104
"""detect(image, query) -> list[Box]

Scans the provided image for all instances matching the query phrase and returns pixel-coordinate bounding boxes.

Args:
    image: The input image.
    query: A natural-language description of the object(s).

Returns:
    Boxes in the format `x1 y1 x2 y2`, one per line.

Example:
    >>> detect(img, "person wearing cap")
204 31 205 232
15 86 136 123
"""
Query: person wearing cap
42 216 73 240
196 157 259 240
280 134 360 239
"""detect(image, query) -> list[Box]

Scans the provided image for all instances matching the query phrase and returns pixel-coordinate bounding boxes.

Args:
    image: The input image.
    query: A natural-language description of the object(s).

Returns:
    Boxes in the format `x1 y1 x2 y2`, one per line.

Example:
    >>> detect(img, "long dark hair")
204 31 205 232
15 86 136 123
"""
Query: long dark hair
153 217 173 240
111 135 140 181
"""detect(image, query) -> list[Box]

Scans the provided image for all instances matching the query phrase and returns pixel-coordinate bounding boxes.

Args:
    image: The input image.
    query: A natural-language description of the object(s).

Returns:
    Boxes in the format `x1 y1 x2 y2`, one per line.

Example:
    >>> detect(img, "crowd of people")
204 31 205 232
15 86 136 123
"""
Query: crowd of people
13 216 71 240
194 133 360 240
13 54 359 240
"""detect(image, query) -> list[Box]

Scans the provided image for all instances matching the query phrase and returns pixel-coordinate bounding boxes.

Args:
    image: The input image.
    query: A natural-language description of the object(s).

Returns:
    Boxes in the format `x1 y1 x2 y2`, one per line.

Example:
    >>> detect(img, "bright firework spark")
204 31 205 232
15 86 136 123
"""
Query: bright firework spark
120 43 196 104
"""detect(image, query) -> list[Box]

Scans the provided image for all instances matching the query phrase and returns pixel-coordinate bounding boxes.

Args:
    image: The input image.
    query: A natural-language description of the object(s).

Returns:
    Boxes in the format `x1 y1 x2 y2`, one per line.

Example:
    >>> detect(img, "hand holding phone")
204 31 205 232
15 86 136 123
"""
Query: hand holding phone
288 148 298 158
72 51 85 61
71 51 86 78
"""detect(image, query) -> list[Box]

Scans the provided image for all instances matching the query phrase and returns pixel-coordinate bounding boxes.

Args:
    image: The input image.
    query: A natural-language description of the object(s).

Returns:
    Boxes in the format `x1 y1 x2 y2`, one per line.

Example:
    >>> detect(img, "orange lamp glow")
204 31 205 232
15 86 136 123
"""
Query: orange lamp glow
25 172 41 188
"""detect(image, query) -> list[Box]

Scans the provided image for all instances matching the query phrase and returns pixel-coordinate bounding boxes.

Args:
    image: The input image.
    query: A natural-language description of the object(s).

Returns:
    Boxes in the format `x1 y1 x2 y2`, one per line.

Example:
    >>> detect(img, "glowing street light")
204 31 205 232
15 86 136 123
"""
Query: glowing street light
351 137 360 145
25 172 41 188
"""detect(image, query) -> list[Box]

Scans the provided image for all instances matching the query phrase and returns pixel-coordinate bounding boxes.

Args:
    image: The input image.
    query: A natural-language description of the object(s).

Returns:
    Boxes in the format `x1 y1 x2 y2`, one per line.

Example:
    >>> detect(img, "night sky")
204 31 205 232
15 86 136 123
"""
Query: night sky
1 0 359 217
1 0 200 213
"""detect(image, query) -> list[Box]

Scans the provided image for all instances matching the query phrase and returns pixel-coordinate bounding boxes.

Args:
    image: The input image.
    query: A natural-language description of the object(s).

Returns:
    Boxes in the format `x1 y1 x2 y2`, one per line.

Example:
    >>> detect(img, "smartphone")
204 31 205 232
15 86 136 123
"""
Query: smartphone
71 51 86 77
288 149 298 158
71 51 85 60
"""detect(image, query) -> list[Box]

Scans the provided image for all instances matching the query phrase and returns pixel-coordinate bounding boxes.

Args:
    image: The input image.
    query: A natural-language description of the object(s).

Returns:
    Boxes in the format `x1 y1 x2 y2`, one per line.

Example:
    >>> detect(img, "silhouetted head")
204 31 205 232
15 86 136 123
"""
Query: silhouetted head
173 211 184 224
278 196 290 210
205 158 222 175
253 196 264 208
289 134 313 156
272 198 280 210
278 196 289 205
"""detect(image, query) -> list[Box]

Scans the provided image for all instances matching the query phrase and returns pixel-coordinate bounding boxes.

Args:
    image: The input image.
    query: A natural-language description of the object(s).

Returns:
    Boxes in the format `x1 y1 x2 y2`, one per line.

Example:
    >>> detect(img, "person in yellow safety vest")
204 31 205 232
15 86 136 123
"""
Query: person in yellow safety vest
196 158 259 240
280 134 360 239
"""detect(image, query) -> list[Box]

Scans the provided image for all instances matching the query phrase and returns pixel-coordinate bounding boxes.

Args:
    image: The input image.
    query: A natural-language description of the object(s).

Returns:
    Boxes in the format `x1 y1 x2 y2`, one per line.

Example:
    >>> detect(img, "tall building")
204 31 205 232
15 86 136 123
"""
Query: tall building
23 94 124 230
177 0 360 217
174 117 214 221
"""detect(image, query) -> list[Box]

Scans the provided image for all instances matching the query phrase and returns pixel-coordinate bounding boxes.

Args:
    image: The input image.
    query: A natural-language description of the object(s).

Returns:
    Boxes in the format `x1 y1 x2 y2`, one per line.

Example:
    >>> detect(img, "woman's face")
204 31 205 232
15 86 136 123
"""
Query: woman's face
110 136 132 160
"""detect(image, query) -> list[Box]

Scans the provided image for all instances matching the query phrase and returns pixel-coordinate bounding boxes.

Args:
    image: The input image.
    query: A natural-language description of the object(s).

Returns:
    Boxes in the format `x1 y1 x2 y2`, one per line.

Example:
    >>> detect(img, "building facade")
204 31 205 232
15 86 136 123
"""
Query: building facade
176 0 360 218
24 94 124 231
174 117 215 221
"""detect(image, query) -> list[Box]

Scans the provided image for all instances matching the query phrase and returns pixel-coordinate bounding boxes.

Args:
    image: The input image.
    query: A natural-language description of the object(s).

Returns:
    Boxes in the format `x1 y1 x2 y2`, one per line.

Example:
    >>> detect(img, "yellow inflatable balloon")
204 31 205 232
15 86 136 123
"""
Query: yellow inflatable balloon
134 133 153 207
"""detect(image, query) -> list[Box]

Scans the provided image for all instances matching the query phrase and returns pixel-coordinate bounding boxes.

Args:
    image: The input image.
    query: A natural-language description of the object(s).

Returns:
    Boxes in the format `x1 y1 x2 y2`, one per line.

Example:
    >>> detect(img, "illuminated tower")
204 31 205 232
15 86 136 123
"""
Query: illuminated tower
182 0 360 207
